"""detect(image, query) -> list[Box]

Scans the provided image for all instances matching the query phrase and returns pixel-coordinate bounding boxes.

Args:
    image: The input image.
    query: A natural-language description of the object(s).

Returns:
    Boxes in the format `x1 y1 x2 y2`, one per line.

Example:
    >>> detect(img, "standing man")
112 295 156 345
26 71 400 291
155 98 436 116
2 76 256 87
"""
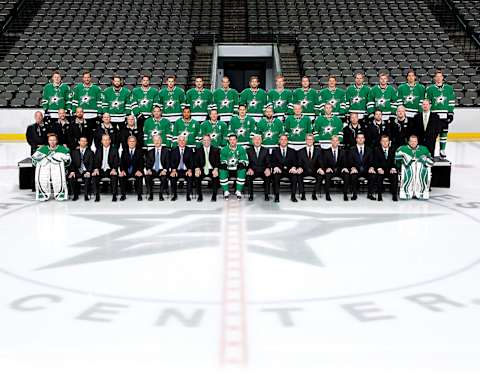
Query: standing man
397 69 425 118
425 69 455 158
26 111 48 155
296 133 323 200
239 75 268 122
271 134 298 202
171 106 201 148
119 114 143 151
256 105 284 151
101 75 131 136
169 135 194 201
92 134 120 202
343 112 365 149
212 75 238 123
50 108 72 149
411 99 442 157
373 135 398 201
194 134 220 202
199 109 228 148
119 136 144 201
246 134 271 201
219 134 249 200
130 74 159 133
348 133 376 201
291 76 318 121
365 109 391 149
70 107 92 148
390 105 412 149
143 106 172 148
267 74 292 120
318 75 346 120
346 72 370 124
367 72 397 122
94 113 117 150
186 76 213 123
284 104 313 150
68 136 94 201
145 134 170 201
41 70 71 124
156 75 186 122
323 135 350 201
313 102 344 149
228 104 256 148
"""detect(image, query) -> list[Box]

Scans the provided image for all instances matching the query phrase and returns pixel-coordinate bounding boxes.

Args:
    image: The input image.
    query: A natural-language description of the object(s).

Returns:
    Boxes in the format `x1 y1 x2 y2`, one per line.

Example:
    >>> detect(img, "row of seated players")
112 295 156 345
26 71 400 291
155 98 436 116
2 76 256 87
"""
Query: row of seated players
27 98 441 160
66 130 399 203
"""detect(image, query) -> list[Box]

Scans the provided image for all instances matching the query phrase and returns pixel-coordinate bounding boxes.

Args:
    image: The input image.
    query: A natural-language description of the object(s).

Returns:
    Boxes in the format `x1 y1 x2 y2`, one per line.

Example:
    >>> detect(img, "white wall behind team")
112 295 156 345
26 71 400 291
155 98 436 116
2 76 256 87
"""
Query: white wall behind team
0 108 478 134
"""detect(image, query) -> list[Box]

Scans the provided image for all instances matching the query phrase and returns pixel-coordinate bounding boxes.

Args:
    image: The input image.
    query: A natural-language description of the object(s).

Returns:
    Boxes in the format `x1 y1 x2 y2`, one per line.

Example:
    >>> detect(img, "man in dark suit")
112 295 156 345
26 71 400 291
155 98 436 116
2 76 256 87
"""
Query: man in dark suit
93 113 117 150
348 132 376 200
365 109 391 148
246 134 271 201
343 112 366 149
373 134 398 201
297 133 323 200
271 134 299 203
26 111 48 155
411 99 442 157
194 134 220 202
390 106 412 149
169 135 194 201
145 134 170 201
70 107 92 148
119 136 144 201
67 135 94 201
92 133 120 202
322 135 350 201
50 108 73 149
119 114 144 152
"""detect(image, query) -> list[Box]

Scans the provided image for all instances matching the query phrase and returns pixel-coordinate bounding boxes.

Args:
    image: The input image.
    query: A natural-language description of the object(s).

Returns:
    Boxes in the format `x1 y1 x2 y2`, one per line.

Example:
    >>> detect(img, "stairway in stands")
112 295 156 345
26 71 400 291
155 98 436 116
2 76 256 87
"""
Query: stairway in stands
188 46 214 89
221 0 247 42
278 45 302 88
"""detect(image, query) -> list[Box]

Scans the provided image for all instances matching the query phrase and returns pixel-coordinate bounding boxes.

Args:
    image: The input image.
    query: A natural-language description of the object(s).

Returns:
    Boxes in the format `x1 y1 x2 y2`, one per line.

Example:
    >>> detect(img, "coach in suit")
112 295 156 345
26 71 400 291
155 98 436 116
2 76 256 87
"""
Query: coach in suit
92 133 120 202
343 112 366 149
195 134 220 202
50 109 73 149
411 99 441 157
145 134 170 201
296 133 323 200
119 115 144 151
271 134 298 203
94 113 117 150
68 135 94 201
246 134 271 201
170 135 194 201
70 107 92 148
365 109 391 148
322 135 350 201
373 134 398 201
26 111 48 155
348 132 376 200
119 136 144 201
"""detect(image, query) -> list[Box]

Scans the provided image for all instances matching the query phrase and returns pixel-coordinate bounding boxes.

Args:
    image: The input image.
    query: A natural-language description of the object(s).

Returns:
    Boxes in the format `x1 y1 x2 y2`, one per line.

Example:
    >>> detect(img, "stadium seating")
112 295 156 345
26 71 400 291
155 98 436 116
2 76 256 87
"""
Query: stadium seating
0 0 21 32
450 0 480 41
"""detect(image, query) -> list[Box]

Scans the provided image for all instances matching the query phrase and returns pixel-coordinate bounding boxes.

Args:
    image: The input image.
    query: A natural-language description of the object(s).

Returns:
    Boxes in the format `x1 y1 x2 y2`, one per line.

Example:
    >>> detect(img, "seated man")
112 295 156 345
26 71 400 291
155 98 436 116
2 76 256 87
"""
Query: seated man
395 134 434 200
169 135 194 201
322 135 350 201
68 135 94 201
145 134 170 201
347 132 376 201
296 133 323 200
195 134 220 202
373 134 398 201
92 134 120 202
32 132 71 201
219 134 249 200
271 134 298 203
119 136 144 201
246 134 271 201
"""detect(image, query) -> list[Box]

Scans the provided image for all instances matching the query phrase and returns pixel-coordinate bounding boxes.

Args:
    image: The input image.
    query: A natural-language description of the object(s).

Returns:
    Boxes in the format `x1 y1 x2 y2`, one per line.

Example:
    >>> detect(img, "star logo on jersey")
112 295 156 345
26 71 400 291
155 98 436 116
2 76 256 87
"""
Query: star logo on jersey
275 99 285 108
376 97 386 107
166 99 175 108
140 98 150 106
405 94 416 103
151 130 159 137
324 125 334 134
193 98 203 107
292 126 302 135
300 98 309 107
351 96 362 104
111 100 121 109
237 127 246 136
436 95 446 104
249 99 258 108
50 96 60 104
81 95 91 104
227 157 238 168
221 98 230 108
210 132 218 139
265 131 273 138
181 131 190 138
329 98 337 107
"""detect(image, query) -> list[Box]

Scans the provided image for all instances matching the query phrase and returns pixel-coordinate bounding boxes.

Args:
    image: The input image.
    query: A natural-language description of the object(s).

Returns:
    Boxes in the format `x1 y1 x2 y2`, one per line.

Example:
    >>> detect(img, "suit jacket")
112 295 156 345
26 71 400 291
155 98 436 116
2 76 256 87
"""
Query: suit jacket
50 120 72 147
146 146 170 171
119 126 144 150
322 146 348 171
348 145 373 172
70 119 92 145
373 146 396 171
411 112 442 147
170 146 194 171
247 146 270 173
94 124 117 149
120 147 144 174
365 120 391 148
26 123 48 154
195 146 220 170
390 118 412 149
271 146 297 170
93 145 120 170
297 146 322 173
69 147 94 173
343 123 366 149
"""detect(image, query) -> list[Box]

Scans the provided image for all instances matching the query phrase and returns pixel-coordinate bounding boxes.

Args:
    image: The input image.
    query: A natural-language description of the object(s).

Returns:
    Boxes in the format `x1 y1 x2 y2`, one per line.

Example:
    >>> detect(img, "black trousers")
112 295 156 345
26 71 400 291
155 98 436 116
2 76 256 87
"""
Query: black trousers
68 171 91 197
350 170 375 195
136 115 148 133
85 117 97 145
325 170 349 194
145 169 169 195
273 170 298 195
247 171 270 196
93 169 118 195
196 170 219 197
376 170 398 195
120 172 143 196
298 170 321 195
170 170 193 196
112 121 126 148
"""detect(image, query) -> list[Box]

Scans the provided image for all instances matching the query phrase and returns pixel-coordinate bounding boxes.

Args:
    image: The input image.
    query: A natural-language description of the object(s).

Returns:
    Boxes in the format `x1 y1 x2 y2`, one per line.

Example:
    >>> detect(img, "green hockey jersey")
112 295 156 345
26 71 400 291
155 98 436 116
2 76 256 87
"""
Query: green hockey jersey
185 88 214 115
345 84 370 117
41 83 71 117
171 118 201 147
318 87 347 117
239 88 268 118
70 83 103 119
267 88 292 116
228 115 257 146
200 119 228 148
396 82 425 117
284 114 313 146
256 117 285 147
156 86 186 119
101 86 131 122
291 87 319 116
313 115 344 147
130 86 159 117
143 117 172 147
367 85 397 119
425 83 455 118
212 87 239 117
220 144 249 170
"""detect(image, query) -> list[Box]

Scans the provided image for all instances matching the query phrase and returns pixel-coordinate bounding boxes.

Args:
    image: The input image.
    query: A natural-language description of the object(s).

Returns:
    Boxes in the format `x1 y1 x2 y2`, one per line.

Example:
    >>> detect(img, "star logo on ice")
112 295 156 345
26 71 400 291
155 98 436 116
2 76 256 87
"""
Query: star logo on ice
50 96 60 103
376 97 386 107
111 100 121 108
193 98 203 107
166 99 175 108
81 95 91 104
436 95 446 104
221 98 230 108
300 98 309 107
405 94 416 103
34 209 434 270
249 99 258 108
140 98 150 106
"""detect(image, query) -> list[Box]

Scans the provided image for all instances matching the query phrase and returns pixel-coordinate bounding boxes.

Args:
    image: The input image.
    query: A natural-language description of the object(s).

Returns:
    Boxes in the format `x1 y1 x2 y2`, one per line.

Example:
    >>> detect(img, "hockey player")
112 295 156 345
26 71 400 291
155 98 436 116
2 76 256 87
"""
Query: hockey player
156 75 186 122
130 74 159 133
199 109 228 148
256 105 284 151
32 133 71 201
219 134 249 200
425 69 455 158
101 75 131 134
41 70 71 123
318 75 346 120
228 104 256 148
291 76 318 121
313 102 344 149
143 106 172 148
186 76 213 123
171 107 201 148
267 74 292 120
367 72 397 122
346 72 370 123
212 75 238 122
239 75 268 122
396 69 425 118
284 103 313 150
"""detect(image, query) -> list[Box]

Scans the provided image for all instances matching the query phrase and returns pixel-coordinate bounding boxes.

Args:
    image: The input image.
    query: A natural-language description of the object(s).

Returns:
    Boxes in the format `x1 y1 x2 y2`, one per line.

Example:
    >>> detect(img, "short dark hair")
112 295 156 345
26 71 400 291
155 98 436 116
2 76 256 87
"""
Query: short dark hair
51 70 61 77
141 74 150 80
380 134 390 140
328 74 336 80
82 70 91 76
249 75 259 82
406 69 416 77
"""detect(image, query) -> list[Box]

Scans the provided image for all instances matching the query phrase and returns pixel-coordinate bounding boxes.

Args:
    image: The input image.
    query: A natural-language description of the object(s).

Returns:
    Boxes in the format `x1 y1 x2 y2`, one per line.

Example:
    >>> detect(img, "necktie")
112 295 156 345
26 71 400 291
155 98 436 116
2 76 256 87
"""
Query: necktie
80 150 85 173
154 149 160 172
102 149 109 171
204 147 211 175
308 148 312 160
359 147 363 159
384 149 388 159
256 147 259 158
282 148 286 158
179 148 185 170
333 149 337 163
423 113 428 129
128 150 133 174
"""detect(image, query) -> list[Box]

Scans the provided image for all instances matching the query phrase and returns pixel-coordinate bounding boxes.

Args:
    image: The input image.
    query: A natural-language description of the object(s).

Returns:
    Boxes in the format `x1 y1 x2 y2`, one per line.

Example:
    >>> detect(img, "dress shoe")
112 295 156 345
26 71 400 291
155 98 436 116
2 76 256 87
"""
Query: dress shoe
300 193 306 201
171 194 177 201
112 195 117 202
377 194 383 201
351 194 357 201
312 194 318 200
95 194 100 202
248 195 254 201
326 194 332 201
197 195 203 202
137 195 143 201
264 194 270 201
148 195 153 201
367 194 376 201
120 195 126 201
291 195 298 202
274 194 280 203
72 195 79 201
343 194 348 201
